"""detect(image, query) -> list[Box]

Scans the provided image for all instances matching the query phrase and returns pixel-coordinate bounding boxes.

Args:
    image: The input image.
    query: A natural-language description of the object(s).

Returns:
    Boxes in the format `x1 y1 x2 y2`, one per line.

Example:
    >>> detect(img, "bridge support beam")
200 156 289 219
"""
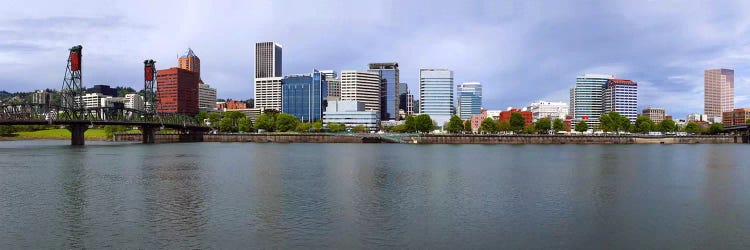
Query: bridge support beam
141 125 159 144
67 124 88 146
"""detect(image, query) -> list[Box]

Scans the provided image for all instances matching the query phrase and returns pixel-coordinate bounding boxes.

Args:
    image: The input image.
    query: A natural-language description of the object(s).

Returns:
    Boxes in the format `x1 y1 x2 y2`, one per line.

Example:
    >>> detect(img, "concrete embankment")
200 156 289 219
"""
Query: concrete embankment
114 133 742 144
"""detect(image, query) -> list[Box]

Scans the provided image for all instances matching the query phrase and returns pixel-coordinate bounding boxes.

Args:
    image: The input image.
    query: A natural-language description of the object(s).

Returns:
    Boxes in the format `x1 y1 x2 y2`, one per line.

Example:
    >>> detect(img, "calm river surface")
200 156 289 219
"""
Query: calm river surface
1 140 749 249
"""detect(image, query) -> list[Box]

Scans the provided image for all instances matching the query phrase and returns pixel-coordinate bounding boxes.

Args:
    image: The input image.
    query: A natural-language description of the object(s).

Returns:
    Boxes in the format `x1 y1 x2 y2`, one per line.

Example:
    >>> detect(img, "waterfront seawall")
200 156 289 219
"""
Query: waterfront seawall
114 133 742 144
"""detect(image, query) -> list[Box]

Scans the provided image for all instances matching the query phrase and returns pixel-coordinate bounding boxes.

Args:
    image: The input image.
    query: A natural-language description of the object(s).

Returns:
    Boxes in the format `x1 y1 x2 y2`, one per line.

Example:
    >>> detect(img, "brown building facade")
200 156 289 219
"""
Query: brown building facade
216 100 248 110
178 48 201 82
722 108 750 126
157 67 200 116
499 108 533 126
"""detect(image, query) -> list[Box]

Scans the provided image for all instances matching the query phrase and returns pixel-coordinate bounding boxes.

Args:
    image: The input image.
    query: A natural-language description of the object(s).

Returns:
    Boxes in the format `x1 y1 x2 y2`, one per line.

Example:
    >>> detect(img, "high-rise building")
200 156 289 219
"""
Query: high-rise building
603 79 638 122
368 62 400 120
255 42 282 78
340 70 381 114
124 93 145 111
642 107 666 124
254 77 283 111
198 83 217 111
320 70 340 99
398 83 413 118
156 67 200 116
527 101 568 121
31 89 50 105
281 70 328 122
704 68 734 118
419 68 454 126
570 74 614 127
178 48 201 81
458 82 482 120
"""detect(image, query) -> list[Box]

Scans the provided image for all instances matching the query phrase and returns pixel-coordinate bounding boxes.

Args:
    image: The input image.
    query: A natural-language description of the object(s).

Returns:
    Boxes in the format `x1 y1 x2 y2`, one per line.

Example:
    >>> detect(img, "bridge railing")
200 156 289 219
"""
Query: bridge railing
0 103 202 127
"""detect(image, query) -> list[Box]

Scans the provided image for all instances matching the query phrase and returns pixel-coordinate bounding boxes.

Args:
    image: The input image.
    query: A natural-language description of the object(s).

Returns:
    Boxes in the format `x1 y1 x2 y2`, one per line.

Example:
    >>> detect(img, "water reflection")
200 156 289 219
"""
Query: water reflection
1 142 750 248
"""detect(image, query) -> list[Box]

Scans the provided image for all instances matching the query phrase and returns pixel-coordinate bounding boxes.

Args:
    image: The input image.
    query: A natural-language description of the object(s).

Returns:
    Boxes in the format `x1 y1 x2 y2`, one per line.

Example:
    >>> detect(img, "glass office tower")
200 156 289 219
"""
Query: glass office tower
281 70 328 122
368 63 399 121
420 69 454 126
458 82 482 120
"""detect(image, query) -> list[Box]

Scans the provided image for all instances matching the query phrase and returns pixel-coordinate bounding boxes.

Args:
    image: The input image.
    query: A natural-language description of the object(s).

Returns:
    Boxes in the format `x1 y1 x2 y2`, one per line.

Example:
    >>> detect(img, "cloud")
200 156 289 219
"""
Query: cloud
0 0 748 118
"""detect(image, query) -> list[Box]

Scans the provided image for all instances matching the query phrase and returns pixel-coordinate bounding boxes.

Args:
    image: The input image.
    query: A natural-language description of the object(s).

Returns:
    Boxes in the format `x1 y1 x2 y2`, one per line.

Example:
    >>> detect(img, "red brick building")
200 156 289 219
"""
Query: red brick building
157 67 200 116
216 100 248 110
498 108 532 126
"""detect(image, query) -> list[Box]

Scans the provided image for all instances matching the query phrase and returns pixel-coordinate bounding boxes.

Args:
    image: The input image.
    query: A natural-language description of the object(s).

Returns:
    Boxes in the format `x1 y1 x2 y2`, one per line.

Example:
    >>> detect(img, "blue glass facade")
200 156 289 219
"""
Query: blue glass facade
458 82 482 120
368 63 399 120
281 70 327 122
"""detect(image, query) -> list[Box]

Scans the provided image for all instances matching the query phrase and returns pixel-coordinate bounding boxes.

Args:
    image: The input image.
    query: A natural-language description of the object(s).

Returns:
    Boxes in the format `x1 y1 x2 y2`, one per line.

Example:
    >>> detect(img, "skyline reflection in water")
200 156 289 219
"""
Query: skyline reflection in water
1 141 749 249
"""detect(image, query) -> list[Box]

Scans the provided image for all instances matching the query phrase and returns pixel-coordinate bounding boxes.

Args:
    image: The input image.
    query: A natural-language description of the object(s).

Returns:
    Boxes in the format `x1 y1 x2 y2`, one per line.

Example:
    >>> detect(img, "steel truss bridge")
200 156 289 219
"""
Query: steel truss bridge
0 45 208 145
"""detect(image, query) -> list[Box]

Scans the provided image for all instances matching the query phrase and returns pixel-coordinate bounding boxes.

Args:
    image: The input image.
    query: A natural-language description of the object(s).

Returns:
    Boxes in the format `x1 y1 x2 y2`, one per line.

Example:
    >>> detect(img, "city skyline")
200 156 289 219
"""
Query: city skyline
1 1 750 118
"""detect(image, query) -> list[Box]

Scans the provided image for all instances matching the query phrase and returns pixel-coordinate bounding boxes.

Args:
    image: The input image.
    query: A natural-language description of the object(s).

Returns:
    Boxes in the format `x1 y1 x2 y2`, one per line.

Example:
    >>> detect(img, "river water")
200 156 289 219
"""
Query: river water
1 140 749 249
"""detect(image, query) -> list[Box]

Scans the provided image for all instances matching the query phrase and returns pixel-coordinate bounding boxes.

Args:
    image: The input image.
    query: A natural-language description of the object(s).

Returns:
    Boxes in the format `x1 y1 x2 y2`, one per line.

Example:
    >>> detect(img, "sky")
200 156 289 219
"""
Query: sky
1 0 749 118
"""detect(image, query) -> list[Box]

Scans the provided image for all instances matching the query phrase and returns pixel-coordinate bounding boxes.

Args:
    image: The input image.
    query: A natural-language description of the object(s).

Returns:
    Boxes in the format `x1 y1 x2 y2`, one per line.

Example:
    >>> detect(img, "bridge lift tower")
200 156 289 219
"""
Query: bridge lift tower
60 45 84 119
142 59 158 144
60 45 89 145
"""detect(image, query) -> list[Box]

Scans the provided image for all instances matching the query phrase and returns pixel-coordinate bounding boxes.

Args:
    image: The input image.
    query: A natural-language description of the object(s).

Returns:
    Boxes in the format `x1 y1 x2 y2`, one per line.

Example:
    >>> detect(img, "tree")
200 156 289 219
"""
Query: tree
522 124 535 134
254 113 275 132
463 119 473 133
445 115 464 133
353 125 368 133
534 118 551 133
658 119 677 133
0 125 17 136
634 116 654 133
683 121 702 134
219 117 236 132
509 112 526 132
238 117 252 132
328 123 345 133
552 118 565 132
295 122 312 132
311 121 323 132
207 112 223 127
275 113 300 132
414 114 434 133
600 112 631 133
708 123 724 135
404 115 417 133
103 125 129 138
746 118 750 125
479 118 499 133
498 120 512 132
575 121 588 132
195 111 209 125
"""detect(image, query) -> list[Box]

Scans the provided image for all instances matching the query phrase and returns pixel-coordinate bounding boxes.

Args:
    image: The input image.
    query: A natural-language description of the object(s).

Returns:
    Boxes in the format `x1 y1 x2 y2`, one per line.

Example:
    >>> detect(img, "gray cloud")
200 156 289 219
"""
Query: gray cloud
0 0 748 118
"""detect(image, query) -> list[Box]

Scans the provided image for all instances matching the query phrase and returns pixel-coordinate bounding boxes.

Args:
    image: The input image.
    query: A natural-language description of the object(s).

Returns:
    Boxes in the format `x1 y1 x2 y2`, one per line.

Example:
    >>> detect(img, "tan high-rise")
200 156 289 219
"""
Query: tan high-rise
704 69 734 118
178 48 200 78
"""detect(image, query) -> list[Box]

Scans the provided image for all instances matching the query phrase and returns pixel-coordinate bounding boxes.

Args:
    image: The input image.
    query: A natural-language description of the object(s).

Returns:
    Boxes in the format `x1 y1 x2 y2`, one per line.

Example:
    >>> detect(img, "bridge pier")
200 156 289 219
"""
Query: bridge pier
66 124 88 146
178 129 205 142
141 125 159 144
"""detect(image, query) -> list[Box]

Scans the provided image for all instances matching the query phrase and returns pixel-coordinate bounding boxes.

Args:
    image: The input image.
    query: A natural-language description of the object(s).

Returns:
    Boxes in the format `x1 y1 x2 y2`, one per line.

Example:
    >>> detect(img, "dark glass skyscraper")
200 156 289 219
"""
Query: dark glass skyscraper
281 70 328 122
368 63 399 120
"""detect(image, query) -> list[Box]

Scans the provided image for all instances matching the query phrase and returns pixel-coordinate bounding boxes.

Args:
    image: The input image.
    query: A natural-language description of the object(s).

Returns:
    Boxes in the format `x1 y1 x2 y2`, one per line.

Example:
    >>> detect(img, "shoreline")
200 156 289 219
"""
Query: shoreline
113 133 743 144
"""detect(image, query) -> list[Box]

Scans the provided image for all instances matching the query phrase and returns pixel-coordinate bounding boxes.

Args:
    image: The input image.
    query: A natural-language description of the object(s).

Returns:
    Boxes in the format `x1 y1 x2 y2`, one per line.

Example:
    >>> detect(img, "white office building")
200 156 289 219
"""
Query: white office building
124 94 145 111
527 101 569 121
323 100 379 128
340 70 381 114
420 69 454 126
198 83 217 111
81 93 110 109
254 77 283 111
